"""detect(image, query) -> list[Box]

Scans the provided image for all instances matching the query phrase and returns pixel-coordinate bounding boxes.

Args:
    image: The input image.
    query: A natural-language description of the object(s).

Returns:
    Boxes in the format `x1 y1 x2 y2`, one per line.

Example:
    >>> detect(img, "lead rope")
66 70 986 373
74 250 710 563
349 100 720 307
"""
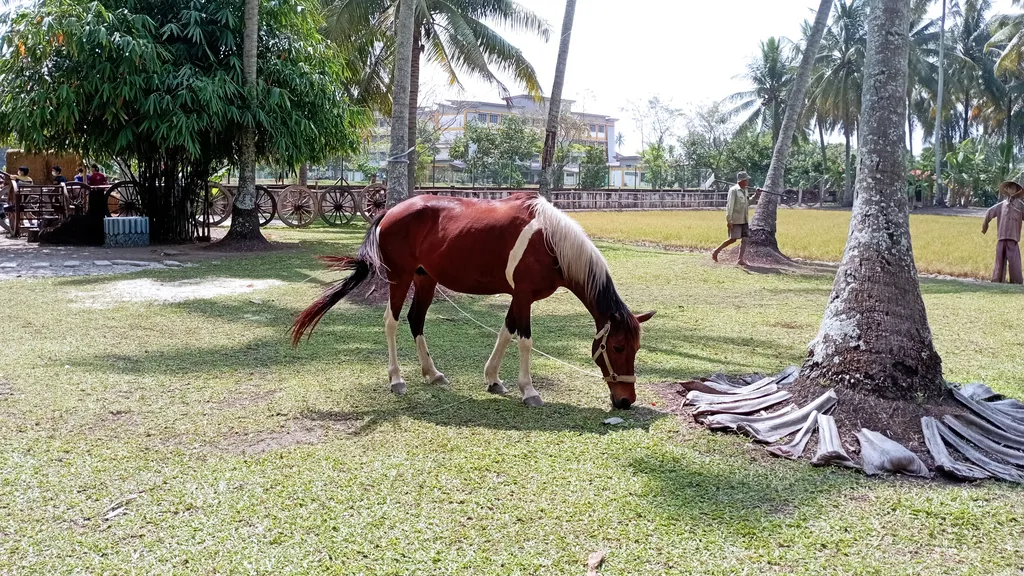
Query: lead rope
434 287 603 379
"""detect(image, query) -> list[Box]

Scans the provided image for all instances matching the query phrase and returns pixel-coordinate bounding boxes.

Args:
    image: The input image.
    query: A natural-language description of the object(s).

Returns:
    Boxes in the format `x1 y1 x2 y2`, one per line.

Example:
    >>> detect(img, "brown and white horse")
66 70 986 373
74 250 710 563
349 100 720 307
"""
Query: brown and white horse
291 192 654 409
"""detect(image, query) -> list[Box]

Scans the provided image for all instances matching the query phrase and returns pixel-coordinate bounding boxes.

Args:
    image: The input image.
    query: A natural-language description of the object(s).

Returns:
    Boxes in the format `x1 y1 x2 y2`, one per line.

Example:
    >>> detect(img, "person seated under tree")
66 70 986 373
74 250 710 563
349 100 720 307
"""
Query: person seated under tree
13 166 33 185
983 179 1024 284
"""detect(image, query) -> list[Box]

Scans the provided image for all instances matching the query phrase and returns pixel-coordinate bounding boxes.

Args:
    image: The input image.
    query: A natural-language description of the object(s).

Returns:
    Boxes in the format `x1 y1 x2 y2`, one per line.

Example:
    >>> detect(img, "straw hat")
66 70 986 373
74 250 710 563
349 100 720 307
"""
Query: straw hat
1000 180 1024 198
736 171 750 183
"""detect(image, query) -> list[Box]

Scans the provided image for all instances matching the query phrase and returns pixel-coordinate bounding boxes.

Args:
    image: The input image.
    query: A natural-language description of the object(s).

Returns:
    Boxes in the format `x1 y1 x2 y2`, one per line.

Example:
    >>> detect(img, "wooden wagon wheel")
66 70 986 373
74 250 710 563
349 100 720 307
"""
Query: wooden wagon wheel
255 185 277 227
105 181 145 217
359 183 387 221
277 185 318 227
319 187 357 226
65 182 91 216
192 181 233 226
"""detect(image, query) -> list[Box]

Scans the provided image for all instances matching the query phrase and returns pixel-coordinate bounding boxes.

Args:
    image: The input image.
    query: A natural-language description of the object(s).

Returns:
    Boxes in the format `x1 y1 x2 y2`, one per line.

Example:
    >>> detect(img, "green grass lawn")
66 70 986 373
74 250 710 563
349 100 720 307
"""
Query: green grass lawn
2 222 1023 575
572 209 996 280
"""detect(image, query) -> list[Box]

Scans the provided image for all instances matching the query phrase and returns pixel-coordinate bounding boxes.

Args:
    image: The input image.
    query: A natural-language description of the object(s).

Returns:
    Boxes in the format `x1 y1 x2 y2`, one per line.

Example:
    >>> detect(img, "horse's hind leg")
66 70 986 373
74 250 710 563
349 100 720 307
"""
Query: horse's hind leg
386 274 413 395
409 272 447 385
484 324 512 395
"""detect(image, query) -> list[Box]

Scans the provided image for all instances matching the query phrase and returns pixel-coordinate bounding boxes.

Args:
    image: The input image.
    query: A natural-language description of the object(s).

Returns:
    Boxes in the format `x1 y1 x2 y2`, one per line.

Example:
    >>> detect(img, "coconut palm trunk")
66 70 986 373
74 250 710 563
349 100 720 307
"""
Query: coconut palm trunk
407 26 421 191
539 0 577 197
801 0 942 400
222 0 268 247
842 102 854 207
749 0 832 256
386 0 416 208
818 119 827 207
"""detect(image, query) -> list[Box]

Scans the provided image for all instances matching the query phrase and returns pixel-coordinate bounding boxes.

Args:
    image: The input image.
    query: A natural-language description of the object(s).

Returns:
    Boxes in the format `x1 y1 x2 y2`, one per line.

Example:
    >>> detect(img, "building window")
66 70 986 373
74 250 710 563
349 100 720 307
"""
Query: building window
598 125 605 135
490 114 500 124
477 113 488 123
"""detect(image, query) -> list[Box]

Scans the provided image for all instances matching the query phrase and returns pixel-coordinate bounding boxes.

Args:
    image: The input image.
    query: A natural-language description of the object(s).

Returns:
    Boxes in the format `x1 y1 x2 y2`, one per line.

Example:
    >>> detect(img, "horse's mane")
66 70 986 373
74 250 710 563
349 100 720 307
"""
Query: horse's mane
526 196 640 345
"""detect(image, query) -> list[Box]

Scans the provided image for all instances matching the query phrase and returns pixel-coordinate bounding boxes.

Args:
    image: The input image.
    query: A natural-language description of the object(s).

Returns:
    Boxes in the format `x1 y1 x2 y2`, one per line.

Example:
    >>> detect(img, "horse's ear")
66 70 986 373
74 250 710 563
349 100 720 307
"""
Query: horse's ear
635 310 656 324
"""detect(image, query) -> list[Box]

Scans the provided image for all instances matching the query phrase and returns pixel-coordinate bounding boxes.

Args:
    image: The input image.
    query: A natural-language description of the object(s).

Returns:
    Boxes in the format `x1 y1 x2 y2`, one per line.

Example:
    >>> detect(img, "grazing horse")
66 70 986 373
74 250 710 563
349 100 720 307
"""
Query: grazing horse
291 192 654 409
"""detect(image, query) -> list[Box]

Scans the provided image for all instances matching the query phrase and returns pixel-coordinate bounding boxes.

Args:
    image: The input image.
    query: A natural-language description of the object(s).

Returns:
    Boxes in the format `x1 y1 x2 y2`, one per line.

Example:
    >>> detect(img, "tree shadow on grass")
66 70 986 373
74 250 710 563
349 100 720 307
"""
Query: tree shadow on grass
919 277 1024 295
49 238 365 289
300 382 666 436
628 444 857 534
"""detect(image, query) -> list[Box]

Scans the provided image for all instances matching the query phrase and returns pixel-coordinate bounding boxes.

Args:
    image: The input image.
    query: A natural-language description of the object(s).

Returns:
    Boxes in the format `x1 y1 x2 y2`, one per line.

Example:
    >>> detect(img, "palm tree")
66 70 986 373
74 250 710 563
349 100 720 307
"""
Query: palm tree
385 0 416 207
948 0 994 142
907 0 940 159
811 0 866 207
801 0 943 401
539 0 576 196
722 37 796 147
748 0 833 256
983 0 1024 172
222 0 268 246
325 0 551 188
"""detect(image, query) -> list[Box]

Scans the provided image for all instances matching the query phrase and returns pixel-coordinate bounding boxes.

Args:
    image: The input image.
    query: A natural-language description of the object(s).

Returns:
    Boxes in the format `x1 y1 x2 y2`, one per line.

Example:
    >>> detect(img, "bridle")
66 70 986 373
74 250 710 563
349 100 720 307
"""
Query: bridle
593 322 636 384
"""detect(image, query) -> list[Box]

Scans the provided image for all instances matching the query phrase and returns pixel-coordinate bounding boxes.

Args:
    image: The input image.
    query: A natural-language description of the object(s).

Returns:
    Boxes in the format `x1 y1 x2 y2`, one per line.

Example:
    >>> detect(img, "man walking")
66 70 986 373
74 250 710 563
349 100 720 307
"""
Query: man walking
712 171 759 266
983 179 1024 284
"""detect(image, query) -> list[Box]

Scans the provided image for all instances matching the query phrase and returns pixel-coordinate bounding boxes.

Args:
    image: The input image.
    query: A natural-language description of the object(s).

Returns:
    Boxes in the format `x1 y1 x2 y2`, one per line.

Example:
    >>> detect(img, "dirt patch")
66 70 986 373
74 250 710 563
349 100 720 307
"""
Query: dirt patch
215 387 280 410
71 277 284 308
219 426 323 456
214 416 366 456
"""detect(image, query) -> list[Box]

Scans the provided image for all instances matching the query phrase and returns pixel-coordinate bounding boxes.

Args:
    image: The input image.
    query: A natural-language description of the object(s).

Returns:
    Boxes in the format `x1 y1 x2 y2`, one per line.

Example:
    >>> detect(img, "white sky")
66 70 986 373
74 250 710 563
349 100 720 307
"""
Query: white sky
419 0 1022 154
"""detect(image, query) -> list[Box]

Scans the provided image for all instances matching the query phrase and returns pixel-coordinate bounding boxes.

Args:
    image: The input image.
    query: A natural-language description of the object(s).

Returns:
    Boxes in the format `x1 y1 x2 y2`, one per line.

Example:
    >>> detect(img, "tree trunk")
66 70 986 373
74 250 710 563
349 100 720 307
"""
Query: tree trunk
933 0 947 206
962 89 970 142
299 163 309 186
842 121 853 207
749 0 832 254
802 0 943 401
407 26 421 191
221 0 268 248
386 0 416 208
818 119 827 207
539 0 577 197
907 96 914 159
1006 91 1014 176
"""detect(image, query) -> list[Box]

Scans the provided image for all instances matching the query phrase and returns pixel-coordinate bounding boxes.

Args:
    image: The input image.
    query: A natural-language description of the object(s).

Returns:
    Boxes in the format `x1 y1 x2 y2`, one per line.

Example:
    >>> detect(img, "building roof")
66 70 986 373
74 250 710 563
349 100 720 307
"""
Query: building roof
440 95 616 123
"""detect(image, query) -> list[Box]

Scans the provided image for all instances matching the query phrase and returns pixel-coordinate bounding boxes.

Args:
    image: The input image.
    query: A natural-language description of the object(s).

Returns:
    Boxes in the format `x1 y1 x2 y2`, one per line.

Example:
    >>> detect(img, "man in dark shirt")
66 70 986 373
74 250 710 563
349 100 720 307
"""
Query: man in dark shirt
51 165 67 184
87 164 108 186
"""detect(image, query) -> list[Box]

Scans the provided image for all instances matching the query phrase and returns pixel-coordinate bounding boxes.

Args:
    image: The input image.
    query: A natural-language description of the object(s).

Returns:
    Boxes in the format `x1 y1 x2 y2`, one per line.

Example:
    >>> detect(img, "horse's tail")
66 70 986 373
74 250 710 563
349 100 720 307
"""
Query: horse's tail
290 214 386 346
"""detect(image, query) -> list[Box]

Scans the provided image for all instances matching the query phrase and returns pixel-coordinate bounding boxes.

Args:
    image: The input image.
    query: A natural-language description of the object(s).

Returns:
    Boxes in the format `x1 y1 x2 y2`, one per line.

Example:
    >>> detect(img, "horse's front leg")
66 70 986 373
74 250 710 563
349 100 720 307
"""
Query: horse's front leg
507 298 542 407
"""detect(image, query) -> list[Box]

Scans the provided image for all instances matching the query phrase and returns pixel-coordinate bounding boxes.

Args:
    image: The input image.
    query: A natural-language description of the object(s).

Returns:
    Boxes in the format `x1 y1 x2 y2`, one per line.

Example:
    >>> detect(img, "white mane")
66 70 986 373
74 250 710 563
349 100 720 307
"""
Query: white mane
526 196 610 298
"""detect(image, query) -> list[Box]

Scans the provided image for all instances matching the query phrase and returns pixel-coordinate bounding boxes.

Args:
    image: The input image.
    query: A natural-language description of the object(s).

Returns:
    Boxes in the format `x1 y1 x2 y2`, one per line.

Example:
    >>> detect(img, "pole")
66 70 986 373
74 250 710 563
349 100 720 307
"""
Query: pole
933 0 946 206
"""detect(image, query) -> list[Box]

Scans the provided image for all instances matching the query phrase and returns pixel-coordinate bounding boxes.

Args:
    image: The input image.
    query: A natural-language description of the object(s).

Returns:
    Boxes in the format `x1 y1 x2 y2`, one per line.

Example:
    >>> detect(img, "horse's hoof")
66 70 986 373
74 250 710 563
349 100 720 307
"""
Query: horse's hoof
522 395 544 407
390 381 408 395
429 373 449 386
487 382 508 395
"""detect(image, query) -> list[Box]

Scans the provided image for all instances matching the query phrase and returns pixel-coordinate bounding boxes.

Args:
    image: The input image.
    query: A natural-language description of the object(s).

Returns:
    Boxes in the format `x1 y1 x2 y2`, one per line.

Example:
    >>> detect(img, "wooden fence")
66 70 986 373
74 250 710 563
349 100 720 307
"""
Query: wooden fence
413 188 832 211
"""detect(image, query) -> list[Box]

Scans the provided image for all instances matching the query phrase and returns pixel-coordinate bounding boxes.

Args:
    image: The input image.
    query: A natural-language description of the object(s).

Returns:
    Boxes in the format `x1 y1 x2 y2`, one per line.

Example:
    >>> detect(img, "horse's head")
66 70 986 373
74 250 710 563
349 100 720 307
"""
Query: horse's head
592 310 655 410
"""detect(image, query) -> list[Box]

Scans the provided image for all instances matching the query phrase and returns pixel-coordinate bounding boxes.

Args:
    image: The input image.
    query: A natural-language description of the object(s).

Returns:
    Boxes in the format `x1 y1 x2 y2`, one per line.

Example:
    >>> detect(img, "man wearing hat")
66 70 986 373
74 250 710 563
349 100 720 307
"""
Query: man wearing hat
983 179 1024 284
712 171 759 265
